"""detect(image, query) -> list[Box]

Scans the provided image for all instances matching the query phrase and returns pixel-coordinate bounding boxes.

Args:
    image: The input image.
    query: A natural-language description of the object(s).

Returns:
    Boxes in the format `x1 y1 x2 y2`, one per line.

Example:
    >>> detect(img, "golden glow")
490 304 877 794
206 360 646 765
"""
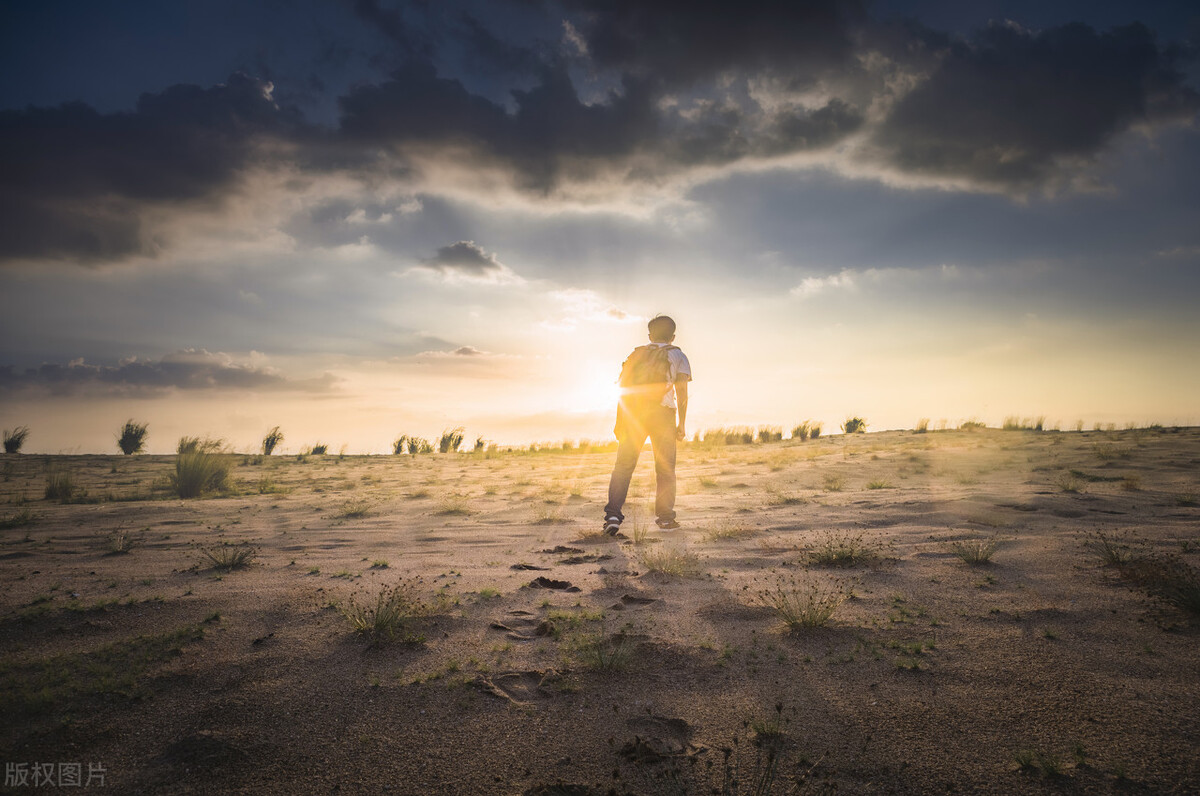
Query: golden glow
565 365 622 413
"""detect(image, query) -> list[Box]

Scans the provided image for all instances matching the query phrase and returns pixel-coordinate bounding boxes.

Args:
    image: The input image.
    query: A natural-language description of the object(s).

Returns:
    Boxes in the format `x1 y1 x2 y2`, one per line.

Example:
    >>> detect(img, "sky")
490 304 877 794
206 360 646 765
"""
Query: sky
1 0 1198 454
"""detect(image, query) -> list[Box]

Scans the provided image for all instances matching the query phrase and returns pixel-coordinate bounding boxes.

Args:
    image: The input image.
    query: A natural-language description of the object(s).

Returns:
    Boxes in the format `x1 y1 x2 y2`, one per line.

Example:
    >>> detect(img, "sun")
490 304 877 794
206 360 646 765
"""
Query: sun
565 362 622 413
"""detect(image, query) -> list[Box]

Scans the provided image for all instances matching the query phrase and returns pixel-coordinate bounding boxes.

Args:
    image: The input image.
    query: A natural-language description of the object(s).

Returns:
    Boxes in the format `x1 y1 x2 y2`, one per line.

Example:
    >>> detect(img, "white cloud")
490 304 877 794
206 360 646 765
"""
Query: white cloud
541 289 642 331
790 269 858 297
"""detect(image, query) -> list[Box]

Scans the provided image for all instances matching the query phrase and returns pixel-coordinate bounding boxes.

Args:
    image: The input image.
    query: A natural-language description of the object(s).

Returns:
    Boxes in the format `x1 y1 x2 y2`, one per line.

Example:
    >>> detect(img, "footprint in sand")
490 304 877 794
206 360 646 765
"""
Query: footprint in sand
620 715 704 763
472 669 559 706
525 576 581 592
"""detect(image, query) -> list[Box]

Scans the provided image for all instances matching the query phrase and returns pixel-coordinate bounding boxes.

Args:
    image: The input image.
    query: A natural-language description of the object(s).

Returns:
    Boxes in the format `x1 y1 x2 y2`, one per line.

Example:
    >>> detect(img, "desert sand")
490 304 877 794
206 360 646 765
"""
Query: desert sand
2 427 1198 794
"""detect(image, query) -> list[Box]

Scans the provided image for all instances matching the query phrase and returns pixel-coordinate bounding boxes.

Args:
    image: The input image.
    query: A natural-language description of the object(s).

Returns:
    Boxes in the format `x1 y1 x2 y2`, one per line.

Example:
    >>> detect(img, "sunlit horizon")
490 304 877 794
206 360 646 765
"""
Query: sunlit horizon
2 1 1198 454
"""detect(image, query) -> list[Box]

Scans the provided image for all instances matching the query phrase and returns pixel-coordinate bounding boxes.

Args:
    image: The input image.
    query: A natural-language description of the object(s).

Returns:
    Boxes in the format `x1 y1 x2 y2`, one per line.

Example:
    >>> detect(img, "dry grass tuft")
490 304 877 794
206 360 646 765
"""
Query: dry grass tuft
949 536 999 565
570 631 633 671
171 442 230 498
434 496 473 516
1054 473 1086 493
638 545 703 577
200 542 258 571
340 580 428 644
704 521 757 541
338 500 371 519
757 576 852 630
1085 530 1137 567
104 528 141 555
809 530 877 567
44 470 79 502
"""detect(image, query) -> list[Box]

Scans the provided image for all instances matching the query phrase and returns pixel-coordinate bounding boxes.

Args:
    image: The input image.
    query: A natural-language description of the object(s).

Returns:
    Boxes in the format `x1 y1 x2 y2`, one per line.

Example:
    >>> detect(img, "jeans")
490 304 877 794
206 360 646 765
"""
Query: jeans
605 405 677 522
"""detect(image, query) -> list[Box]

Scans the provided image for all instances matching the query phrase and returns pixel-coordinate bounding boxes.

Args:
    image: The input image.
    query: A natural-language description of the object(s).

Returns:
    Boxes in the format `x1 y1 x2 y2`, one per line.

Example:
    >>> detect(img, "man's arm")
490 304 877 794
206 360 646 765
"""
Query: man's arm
675 379 688 440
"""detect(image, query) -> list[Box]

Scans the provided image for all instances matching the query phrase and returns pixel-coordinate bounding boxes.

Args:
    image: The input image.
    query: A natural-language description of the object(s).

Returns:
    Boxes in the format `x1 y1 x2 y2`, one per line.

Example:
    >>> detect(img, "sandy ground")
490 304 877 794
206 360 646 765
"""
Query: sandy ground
1 428 1198 795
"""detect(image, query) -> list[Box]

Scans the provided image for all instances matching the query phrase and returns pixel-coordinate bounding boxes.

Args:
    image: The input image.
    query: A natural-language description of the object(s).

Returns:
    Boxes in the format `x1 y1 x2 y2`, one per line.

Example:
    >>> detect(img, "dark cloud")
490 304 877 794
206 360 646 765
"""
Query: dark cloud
2 3 1197 267
338 58 854 190
0 350 336 397
0 73 303 263
350 0 425 55
561 0 866 88
874 21 1200 189
457 11 546 77
420 240 506 276
338 59 657 183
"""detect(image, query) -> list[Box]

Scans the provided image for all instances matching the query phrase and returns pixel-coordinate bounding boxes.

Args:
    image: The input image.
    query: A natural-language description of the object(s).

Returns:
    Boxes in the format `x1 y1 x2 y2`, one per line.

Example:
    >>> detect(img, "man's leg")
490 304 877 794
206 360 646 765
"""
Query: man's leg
649 408 678 523
605 424 647 523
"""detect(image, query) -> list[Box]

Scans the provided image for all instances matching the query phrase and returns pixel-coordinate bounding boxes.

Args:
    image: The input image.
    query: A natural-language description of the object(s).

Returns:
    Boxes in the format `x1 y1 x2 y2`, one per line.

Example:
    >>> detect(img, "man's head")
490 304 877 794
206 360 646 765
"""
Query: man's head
647 315 676 343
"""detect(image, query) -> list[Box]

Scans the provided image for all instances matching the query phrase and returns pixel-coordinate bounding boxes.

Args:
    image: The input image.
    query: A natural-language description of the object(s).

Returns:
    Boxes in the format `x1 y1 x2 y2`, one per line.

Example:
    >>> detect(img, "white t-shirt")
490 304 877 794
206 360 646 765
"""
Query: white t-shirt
650 342 692 410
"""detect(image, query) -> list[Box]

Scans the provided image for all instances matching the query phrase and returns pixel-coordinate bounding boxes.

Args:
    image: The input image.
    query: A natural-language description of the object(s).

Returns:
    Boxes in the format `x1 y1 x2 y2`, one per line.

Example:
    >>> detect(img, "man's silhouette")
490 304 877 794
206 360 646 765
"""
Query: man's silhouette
604 315 692 534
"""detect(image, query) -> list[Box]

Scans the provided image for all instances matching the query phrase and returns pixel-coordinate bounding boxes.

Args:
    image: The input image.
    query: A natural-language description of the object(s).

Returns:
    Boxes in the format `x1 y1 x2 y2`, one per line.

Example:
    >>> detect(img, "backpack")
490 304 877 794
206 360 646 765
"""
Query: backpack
617 344 678 411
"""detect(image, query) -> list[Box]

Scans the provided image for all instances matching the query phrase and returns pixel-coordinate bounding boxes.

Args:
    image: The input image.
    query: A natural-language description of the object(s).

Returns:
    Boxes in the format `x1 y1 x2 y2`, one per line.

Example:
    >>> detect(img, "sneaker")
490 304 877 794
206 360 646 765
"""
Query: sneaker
603 515 622 536
655 518 680 531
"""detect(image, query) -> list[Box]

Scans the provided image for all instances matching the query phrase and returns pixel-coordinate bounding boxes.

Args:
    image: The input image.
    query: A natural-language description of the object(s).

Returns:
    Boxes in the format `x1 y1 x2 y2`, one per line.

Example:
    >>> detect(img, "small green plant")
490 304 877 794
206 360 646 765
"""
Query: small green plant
865 479 892 490
262 426 284 455
809 530 875 567
914 418 929 434
791 421 813 441
3 426 30 453
200 542 258 571
949 536 999 565
392 435 409 455
570 631 632 671
1014 744 1075 777
170 441 230 498
256 475 285 494
340 580 427 645
628 508 651 545
1013 749 1038 772
0 624 205 720
758 576 851 630
310 443 328 455
822 474 845 492
407 437 433 455
749 703 788 748
638 545 703 577
104 528 141 554
116 419 148 455
438 426 465 453
1086 530 1136 567
1036 751 1063 777
841 417 867 434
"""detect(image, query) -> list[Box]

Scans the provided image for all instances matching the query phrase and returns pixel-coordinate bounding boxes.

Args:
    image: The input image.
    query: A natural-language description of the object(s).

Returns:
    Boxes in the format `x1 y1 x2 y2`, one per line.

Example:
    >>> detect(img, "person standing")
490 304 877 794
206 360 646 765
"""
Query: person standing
604 315 691 534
